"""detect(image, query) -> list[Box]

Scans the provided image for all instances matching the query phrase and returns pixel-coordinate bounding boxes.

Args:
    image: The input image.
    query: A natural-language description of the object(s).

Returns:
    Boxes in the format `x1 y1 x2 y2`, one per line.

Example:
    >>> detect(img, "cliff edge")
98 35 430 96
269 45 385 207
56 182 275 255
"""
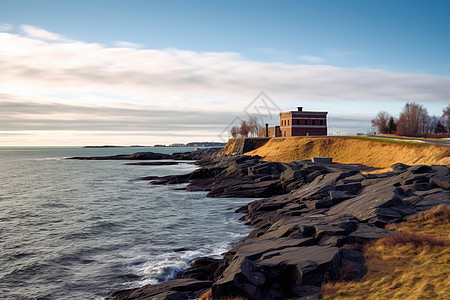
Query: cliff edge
244 136 450 169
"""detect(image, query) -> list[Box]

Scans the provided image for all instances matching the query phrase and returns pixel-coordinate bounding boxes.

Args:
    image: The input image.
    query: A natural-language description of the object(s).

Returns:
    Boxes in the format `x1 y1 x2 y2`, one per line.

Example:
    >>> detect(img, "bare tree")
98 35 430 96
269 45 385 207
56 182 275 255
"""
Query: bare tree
427 116 440 134
443 105 450 132
371 111 391 134
230 126 239 138
247 116 262 137
396 102 429 137
239 120 250 137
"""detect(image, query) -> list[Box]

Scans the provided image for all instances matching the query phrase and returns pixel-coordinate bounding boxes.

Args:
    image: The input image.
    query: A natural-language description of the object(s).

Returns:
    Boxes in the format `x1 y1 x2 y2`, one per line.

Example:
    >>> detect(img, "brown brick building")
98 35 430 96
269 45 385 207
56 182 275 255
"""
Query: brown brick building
261 107 328 137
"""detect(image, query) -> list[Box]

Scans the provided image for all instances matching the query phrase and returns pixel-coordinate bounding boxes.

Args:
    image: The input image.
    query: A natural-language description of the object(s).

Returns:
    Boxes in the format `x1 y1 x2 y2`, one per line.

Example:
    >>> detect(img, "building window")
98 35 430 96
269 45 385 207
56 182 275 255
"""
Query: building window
312 120 315 125
320 120 323 125
288 120 290 126
305 120 308 125
284 131 286 137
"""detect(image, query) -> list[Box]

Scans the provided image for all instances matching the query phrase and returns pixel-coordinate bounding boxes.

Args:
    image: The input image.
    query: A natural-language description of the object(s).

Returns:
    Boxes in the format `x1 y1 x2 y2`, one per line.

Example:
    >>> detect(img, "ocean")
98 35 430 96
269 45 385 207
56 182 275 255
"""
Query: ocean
0 147 252 299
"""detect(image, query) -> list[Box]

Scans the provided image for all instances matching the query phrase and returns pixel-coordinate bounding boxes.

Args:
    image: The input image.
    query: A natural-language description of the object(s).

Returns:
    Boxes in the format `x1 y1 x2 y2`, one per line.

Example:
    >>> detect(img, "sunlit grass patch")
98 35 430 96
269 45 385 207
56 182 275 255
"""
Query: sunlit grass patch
343 136 428 147
322 205 450 300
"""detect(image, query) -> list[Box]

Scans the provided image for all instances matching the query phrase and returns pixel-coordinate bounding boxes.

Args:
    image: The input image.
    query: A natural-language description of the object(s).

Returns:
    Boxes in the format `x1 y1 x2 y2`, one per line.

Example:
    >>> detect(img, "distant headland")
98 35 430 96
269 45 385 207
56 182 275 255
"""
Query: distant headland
83 145 148 148
84 142 226 148
154 142 227 147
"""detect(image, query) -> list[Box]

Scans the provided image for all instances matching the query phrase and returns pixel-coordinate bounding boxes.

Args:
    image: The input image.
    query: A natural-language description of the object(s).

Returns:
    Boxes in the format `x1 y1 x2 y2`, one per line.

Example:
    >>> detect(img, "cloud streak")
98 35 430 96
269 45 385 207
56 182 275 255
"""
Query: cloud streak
114 41 144 48
20 24 68 41
0 95 238 132
299 55 325 63
0 23 13 31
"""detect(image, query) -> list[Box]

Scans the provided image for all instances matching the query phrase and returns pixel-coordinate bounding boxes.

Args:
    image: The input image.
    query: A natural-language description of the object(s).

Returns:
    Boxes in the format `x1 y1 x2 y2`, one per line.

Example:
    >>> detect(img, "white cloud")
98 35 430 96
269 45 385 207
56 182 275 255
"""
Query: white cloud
0 25 449 145
20 24 68 41
299 55 325 63
1 31 448 106
0 23 13 31
114 40 143 48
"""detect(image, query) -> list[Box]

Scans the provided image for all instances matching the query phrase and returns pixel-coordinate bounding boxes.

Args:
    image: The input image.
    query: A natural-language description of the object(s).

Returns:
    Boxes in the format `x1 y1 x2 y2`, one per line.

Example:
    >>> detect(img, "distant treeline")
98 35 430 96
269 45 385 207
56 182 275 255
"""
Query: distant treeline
186 142 227 147
371 103 450 137
155 142 227 147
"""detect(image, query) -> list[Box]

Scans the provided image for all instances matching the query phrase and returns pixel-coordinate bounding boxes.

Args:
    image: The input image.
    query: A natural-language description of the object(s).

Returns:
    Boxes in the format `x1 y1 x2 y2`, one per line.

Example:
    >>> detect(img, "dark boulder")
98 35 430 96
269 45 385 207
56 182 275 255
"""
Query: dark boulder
176 257 221 281
339 248 366 281
212 246 341 299
207 178 283 198
107 278 212 300
248 161 287 177
149 174 192 185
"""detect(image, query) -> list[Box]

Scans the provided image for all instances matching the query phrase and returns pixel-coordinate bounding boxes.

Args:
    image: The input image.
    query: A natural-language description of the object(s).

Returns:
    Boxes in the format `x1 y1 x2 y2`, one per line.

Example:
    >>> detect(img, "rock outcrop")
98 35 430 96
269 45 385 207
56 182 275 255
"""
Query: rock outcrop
68 148 222 162
221 138 271 156
108 278 212 300
108 151 450 300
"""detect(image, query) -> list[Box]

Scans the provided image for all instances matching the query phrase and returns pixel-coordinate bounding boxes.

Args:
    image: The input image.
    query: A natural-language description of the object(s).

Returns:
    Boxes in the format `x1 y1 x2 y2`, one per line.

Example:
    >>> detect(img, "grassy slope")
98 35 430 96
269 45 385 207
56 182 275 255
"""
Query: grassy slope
322 205 450 300
244 137 450 168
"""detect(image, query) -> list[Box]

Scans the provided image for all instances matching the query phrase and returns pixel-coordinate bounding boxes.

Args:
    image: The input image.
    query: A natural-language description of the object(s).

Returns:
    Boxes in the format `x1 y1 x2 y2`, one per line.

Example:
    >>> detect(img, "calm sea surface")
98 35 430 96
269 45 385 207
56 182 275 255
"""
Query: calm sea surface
0 147 251 299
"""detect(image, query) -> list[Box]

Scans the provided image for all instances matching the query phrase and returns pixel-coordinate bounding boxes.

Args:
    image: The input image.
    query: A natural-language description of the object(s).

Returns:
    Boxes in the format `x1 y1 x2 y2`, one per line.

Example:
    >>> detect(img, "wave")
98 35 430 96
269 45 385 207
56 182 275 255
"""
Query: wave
123 240 238 290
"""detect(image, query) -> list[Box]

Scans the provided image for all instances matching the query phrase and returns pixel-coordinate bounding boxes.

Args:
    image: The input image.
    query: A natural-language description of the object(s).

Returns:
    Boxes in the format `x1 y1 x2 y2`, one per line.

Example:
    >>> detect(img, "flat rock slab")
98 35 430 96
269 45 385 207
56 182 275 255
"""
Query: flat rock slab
415 190 450 210
311 157 333 164
232 237 315 260
108 278 212 300
326 180 407 224
347 224 397 243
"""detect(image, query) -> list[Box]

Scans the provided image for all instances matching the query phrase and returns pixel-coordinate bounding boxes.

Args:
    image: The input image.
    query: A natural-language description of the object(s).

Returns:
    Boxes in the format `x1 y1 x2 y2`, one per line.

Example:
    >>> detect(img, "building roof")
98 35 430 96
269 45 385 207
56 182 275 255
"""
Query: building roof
280 111 328 116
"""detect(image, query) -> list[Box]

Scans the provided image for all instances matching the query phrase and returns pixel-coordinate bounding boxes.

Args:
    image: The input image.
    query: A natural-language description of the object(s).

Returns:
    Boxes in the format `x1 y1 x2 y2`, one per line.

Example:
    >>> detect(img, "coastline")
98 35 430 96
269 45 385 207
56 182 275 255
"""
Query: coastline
93 145 450 299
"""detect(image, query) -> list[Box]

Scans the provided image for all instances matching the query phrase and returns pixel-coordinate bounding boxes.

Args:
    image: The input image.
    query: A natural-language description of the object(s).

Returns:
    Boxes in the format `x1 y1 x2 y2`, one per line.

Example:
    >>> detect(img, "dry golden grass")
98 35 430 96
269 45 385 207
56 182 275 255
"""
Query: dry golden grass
385 205 450 240
322 205 450 300
222 138 240 155
198 289 248 300
198 289 213 300
244 137 450 168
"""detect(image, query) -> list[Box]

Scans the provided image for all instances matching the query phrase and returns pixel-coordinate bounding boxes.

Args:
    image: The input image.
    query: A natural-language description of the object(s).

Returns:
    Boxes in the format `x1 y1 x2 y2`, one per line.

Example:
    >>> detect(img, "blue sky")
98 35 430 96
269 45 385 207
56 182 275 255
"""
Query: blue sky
1 0 449 145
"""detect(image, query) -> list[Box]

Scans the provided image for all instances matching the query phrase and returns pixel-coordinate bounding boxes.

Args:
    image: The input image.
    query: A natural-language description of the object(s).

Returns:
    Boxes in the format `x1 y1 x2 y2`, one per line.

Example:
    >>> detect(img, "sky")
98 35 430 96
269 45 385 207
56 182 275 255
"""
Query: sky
1 0 449 146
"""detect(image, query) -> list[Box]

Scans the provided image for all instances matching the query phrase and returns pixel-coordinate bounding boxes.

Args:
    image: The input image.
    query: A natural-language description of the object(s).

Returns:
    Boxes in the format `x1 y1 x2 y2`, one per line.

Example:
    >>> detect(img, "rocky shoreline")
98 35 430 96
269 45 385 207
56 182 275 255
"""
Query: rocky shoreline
74 149 449 299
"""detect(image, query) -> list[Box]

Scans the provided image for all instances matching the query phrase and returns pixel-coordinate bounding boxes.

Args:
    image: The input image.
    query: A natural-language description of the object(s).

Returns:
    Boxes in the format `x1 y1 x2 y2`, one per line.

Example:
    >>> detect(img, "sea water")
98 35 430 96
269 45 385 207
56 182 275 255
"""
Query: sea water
0 147 251 299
